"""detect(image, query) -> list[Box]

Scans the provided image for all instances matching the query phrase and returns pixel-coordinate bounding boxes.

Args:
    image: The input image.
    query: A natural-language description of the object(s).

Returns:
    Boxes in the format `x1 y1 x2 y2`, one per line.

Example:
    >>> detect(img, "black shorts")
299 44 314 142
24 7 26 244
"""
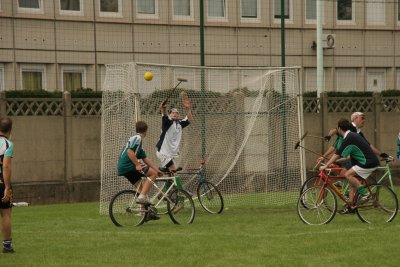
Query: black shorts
0 182 13 209
122 166 149 185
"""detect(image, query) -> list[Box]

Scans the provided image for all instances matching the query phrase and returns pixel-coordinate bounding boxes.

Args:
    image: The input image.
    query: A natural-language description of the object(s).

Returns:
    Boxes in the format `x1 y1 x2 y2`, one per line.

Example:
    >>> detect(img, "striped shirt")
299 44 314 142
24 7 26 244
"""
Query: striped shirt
0 136 14 177
156 115 190 157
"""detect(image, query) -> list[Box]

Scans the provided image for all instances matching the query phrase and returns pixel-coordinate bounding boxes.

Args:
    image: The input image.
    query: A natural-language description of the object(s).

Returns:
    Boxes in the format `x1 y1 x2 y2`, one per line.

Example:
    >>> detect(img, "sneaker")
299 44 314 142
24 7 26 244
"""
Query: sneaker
339 206 355 215
136 195 151 204
2 247 15 253
358 192 371 204
147 213 160 221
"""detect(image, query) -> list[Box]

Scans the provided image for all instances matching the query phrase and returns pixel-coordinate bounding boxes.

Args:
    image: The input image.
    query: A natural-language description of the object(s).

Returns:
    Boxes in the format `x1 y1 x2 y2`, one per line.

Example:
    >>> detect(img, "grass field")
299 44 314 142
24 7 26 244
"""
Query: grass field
2 201 400 267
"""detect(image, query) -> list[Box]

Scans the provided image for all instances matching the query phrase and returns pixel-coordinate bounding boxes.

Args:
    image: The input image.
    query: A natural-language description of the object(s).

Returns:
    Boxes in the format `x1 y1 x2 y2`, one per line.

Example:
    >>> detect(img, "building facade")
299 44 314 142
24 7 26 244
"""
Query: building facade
0 0 400 92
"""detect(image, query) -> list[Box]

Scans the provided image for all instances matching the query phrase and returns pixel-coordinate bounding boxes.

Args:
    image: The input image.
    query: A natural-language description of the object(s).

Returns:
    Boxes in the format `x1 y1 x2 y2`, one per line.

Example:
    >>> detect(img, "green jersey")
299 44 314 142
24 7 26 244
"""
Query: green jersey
117 134 147 175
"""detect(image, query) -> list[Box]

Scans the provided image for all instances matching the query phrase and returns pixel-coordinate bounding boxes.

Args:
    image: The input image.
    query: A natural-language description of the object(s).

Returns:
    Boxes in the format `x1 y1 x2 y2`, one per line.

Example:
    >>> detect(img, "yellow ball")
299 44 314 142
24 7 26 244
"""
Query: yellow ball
144 72 153 81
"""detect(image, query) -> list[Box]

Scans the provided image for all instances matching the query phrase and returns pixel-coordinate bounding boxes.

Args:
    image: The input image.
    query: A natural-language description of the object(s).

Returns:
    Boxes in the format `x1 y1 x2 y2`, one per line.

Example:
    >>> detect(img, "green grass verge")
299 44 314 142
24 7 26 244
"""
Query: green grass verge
2 201 400 267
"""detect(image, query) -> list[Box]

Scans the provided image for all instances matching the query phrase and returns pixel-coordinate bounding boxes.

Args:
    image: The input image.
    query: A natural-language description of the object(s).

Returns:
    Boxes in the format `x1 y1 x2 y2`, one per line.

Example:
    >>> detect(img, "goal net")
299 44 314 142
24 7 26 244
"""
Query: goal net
100 62 304 214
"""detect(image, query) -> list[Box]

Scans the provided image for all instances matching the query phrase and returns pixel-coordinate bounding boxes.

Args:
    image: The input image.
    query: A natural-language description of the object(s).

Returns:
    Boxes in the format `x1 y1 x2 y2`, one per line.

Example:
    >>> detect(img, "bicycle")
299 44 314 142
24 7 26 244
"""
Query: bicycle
109 171 196 227
178 160 224 214
297 166 398 225
300 157 396 196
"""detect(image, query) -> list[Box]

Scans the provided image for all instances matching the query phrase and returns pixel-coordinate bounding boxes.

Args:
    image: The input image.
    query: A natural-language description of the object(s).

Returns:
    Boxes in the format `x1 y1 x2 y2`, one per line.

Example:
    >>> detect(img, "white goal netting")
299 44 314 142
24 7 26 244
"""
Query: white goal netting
100 62 304 214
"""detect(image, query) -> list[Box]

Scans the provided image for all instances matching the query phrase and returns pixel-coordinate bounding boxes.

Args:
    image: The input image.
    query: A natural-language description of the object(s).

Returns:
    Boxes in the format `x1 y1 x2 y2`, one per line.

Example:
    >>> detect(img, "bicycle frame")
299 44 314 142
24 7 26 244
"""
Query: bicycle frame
316 168 363 210
136 175 178 208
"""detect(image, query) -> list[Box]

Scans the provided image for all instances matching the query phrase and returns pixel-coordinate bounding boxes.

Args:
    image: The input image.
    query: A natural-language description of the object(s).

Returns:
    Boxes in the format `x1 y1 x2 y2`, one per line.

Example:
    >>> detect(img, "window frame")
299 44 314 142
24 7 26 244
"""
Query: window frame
20 64 47 91
136 0 159 19
207 0 228 22
172 0 194 21
99 0 122 18
59 0 84 16
61 65 87 91
240 0 261 23
0 64 4 91
17 0 44 14
336 0 355 25
273 0 293 24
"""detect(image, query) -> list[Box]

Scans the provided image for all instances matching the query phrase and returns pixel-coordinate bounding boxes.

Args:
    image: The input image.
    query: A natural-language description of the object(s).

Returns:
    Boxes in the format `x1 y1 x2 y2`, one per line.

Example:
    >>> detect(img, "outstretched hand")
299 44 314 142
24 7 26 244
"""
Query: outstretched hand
182 95 191 110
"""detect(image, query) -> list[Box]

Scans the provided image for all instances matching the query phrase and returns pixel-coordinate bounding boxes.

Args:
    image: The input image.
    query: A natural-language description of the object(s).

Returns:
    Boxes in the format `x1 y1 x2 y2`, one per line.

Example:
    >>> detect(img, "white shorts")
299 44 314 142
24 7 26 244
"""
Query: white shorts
352 165 378 179
156 151 177 167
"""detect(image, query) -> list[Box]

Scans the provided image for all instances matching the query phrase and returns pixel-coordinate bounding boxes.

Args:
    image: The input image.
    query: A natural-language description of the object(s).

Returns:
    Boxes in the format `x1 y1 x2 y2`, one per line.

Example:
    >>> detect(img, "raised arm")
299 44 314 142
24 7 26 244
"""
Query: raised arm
160 101 167 116
182 95 193 121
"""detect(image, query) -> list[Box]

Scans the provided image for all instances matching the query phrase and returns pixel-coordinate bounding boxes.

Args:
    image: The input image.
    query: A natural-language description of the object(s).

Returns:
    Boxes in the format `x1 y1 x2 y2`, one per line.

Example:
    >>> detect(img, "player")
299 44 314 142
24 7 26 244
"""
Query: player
320 118 379 212
0 116 15 253
117 121 161 208
156 95 192 172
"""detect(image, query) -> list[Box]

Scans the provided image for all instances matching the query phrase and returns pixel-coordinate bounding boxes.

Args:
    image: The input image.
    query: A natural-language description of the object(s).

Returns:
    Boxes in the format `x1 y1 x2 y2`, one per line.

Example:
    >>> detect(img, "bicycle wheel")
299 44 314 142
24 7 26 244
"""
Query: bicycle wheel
356 184 398 223
197 181 224 214
167 188 196 224
297 186 337 225
109 190 146 227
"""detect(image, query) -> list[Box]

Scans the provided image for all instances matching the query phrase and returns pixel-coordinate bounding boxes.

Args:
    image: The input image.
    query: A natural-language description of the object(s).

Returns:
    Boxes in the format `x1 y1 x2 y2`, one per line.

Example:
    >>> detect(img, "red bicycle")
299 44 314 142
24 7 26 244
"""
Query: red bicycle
297 166 398 225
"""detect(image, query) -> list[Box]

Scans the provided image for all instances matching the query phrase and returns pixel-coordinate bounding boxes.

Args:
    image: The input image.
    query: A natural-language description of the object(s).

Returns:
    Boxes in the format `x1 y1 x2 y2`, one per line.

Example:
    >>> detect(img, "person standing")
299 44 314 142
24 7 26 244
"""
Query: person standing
156 95 192 172
0 116 15 253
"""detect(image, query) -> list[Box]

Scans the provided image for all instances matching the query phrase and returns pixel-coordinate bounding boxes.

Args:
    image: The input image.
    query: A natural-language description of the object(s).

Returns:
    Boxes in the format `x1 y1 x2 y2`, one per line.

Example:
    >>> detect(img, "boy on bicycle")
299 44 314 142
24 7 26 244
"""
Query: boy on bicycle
117 121 161 207
320 118 379 209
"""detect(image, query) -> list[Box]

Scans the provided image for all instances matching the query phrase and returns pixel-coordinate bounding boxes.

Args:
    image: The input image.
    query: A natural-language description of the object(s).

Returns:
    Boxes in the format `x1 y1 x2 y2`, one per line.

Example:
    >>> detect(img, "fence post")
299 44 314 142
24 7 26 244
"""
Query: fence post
373 92 381 150
0 91 6 116
320 92 328 154
63 91 73 201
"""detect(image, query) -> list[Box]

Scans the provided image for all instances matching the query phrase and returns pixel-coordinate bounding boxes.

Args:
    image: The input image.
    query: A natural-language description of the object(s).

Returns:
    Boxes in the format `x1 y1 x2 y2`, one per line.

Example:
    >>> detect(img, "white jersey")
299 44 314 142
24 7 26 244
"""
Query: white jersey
156 115 190 157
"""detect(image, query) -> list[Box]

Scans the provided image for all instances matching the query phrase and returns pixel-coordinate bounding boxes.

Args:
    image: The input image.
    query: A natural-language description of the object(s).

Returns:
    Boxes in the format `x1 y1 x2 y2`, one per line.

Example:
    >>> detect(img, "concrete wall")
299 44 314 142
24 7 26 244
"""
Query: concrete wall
2 93 399 204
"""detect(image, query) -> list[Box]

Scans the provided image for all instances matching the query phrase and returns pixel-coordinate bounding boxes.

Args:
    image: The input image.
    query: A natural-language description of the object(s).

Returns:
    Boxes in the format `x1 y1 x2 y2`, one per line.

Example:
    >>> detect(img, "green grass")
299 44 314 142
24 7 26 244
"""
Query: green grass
2 202 400 267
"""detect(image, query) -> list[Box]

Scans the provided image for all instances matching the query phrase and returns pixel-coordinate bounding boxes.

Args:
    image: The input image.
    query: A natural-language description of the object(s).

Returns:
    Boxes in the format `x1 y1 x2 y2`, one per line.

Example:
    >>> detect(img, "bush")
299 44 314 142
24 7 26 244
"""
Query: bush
303 91 317 97
4 88 102 98
71 88 102 98
5 89 62 98
327 91 373 97
381 89 400 97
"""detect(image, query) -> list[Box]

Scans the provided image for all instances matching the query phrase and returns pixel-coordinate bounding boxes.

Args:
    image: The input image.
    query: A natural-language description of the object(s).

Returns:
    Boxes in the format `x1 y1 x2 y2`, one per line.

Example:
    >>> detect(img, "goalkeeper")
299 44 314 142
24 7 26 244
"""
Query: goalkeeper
155 95 192 172
117 121 161 206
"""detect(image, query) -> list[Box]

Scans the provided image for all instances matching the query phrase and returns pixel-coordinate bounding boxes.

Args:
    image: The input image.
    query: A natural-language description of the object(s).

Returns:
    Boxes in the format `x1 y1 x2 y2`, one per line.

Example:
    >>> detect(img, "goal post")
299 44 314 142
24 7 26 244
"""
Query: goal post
100 62 304 214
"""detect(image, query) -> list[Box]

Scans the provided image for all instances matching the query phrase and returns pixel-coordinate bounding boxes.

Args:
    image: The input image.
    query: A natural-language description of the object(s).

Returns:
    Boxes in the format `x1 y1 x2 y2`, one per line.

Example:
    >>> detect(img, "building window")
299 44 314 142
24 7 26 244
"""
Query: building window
18 0 44 14
0 64 4 90
336 68 356 92
208 0 227 21
241 0 259 20
367 69 386 92
100 0 122 17
366 0 385 25
305 0 316 21
60 0 83 16
337 0 353 22
274 0 290 19
62 65 86 91
20 64 46 90
137 0 158 18
397 69 400 89
173 0 193 19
